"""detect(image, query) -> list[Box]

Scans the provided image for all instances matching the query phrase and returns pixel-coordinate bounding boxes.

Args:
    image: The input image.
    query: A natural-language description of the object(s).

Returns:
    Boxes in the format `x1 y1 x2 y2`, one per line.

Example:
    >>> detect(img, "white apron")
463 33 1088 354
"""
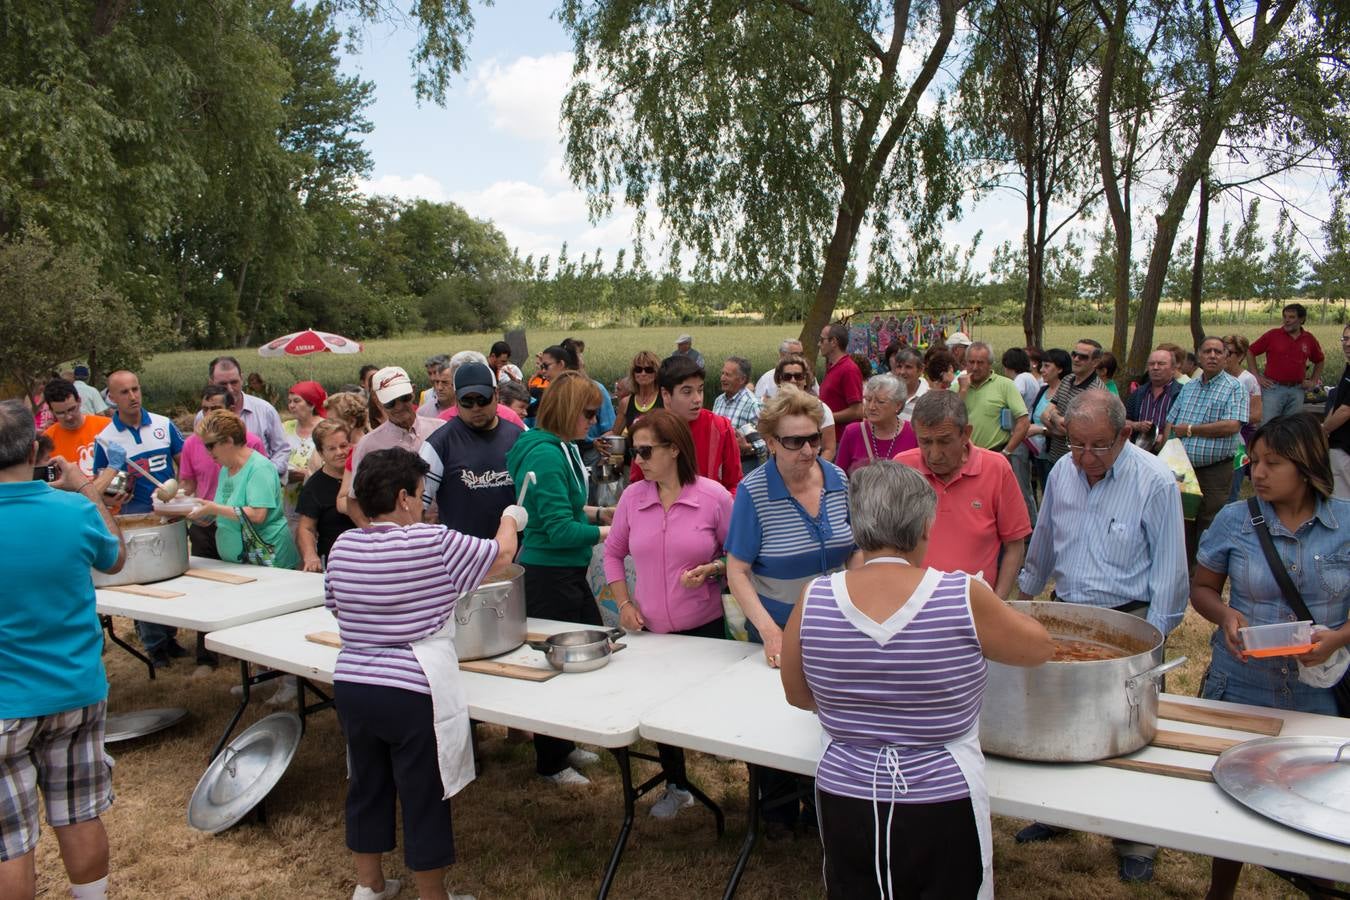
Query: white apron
409 617 475 799
945 723 994 900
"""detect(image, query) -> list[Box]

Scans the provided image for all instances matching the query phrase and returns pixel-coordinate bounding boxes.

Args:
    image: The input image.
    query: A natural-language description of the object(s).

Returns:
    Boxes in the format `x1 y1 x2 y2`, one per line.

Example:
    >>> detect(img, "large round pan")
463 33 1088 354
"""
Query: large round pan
527 628 625 673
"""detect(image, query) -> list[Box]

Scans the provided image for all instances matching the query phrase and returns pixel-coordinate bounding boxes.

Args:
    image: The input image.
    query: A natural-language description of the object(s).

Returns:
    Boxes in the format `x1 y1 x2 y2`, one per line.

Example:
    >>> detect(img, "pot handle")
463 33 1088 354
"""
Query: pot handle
126 532 166 557
1334 742 1350 764
455 600 506 625
1125 655 1188 714
525 639 551 653
607 627 626 642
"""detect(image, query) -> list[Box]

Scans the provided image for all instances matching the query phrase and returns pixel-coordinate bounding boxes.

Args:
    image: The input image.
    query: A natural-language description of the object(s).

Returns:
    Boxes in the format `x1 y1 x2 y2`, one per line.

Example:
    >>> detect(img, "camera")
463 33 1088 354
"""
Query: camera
32 464 58 483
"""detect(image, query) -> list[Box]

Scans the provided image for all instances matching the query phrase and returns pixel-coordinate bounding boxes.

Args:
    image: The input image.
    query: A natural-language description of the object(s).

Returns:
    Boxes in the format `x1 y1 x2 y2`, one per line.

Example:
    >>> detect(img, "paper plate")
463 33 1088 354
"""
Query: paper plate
104 707 188 744
187 713 303 834
1213 736 1350 846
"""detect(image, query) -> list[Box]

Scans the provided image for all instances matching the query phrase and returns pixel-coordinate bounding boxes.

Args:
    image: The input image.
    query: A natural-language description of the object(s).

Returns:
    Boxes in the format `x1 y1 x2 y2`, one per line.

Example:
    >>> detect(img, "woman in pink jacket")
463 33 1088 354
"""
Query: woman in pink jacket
604 408 732 821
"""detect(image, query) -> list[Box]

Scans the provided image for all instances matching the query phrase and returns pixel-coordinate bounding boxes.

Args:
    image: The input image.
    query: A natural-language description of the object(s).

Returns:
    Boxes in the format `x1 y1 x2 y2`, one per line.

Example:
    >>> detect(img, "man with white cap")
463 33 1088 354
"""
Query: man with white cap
672 334 705 370
340 366 444 525
947 331 973 373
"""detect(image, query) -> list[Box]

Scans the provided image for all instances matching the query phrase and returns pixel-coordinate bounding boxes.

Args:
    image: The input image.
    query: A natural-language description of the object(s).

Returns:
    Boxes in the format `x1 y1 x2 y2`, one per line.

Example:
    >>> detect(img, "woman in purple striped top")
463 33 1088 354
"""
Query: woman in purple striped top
325 448 520 900
781 461 1052 899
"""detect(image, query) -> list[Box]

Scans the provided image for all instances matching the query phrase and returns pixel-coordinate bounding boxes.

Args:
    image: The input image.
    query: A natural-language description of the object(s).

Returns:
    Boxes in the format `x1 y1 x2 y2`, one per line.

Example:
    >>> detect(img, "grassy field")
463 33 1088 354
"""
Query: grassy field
34 605 1333 900
137 322 1349 413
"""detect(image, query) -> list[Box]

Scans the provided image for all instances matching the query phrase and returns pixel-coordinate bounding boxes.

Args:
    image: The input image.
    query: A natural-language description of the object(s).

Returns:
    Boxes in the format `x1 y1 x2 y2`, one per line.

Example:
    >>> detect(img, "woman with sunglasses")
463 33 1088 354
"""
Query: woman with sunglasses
726 385 856 837
505 371 614 786
603 409 733 819
774 354 838 461
602 350 665 459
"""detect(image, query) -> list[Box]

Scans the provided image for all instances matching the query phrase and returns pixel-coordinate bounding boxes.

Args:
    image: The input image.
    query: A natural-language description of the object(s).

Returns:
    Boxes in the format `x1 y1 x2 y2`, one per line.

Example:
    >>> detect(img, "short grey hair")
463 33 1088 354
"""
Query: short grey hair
779 338 803 354
849 461 937 552
726 356 752 382
968 341 995 358
1064 389 1126 433
863 373 906 406
425 354 451 369
911 390 968 430
0 399 36 469
448 350 488 377
894 348 922 367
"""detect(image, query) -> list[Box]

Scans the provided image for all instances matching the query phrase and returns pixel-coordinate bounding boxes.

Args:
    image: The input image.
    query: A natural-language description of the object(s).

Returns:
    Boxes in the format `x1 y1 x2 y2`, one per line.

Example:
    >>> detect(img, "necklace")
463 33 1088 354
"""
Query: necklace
865 421 901 460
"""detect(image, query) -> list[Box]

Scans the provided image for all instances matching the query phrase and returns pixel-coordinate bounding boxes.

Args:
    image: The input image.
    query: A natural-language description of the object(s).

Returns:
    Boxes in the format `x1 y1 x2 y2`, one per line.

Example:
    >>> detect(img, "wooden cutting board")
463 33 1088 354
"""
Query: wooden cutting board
1158 699 1284 736
1150 729 1243 755
1096 757 1214 783
183 568 257 585
305 631 341 648
459 659 560 681
102 584 185 599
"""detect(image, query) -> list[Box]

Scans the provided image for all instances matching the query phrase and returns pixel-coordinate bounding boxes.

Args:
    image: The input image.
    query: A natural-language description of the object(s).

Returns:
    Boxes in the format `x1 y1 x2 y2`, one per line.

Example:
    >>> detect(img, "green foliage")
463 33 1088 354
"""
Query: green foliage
1311 195 1350 299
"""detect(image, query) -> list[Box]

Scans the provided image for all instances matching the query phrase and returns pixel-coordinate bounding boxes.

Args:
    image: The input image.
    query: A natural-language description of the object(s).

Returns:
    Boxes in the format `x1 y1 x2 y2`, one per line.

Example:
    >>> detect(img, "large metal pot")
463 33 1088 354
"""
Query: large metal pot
980 601 1186 761
92 515 189 587
452 564 526 661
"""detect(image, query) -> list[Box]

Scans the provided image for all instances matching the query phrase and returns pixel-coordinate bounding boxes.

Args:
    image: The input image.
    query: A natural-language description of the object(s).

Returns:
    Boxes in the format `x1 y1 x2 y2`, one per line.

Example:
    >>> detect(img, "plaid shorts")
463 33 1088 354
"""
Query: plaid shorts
0 701 114 861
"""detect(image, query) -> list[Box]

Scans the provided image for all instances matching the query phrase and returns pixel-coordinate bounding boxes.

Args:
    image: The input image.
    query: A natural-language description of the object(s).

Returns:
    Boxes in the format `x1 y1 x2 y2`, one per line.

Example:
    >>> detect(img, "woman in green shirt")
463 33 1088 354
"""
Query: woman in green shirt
191 409 300 569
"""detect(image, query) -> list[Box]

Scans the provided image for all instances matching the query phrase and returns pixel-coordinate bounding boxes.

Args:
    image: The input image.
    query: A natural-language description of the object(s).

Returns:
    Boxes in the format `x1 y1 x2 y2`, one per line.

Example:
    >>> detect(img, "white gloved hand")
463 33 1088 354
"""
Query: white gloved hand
502 504 528 531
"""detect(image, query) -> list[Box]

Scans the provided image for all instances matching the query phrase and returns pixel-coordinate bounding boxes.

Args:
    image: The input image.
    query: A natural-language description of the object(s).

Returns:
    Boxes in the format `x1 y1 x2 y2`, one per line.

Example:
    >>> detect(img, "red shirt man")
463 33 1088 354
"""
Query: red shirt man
817 322 864 425
628 355 741 492
1249 303 1324 388
894 390 1030 594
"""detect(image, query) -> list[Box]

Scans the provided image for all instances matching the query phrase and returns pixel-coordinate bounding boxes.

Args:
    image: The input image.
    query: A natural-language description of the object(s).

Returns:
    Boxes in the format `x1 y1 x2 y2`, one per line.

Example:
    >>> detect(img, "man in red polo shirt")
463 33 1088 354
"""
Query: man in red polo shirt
894 390 1030 597
1247 302 1324 422
817 322 864 426
629 355 741 492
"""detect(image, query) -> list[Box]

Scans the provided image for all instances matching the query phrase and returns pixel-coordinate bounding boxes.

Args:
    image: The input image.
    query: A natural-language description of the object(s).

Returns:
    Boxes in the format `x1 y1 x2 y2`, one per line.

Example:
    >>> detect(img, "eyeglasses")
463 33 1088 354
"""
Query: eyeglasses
203 440 218 450
458 394 493 409
583 407 600 420
780 371 807 382
383 394 414 410
1067 443 1116 457
633 442 670 460
1071 351 1093 361
777 432 822 451
633 365 657 375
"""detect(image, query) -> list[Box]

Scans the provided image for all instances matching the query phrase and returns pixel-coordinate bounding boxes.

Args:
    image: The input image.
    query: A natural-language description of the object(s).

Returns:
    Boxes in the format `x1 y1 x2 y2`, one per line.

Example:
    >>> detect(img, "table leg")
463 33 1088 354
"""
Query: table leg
723 763 761 900
683 780 725 837
597 746 637 900
209 660 284 761
101 614 155 680
295 679 334 733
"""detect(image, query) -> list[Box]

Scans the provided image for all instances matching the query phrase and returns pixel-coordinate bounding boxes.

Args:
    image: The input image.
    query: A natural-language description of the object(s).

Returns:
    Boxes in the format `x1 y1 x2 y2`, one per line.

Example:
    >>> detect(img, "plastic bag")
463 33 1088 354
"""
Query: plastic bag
1157 438 1203 520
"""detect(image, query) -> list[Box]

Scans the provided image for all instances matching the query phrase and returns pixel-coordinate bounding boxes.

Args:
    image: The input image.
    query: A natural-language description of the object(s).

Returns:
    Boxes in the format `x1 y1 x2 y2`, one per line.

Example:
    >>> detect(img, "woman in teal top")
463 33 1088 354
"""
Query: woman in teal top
191 409 300 569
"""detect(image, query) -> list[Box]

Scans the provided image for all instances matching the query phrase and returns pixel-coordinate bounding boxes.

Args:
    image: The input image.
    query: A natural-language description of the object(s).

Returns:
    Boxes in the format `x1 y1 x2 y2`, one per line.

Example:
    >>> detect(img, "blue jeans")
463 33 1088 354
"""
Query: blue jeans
1200 637 1339 716
135 620 177 654
1261 383 1304 423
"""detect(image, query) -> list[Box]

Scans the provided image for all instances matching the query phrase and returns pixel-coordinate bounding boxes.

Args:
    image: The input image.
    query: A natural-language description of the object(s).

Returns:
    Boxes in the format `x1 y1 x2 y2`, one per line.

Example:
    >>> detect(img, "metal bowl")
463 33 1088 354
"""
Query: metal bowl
527 627 624 673
187 713 302 833
105 707 188 744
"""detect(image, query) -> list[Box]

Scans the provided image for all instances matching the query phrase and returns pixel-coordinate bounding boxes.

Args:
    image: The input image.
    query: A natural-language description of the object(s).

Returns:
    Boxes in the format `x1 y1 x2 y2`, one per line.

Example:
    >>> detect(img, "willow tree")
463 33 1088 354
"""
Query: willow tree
559 1 967 357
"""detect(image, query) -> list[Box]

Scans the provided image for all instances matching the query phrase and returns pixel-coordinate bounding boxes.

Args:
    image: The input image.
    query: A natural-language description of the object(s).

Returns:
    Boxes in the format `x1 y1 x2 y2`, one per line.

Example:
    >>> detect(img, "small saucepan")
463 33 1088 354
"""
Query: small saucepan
527 627 625 673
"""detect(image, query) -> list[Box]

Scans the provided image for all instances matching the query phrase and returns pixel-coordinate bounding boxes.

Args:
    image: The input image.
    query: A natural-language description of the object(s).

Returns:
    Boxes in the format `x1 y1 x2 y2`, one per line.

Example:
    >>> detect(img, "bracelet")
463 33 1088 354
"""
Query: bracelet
618 600 633 611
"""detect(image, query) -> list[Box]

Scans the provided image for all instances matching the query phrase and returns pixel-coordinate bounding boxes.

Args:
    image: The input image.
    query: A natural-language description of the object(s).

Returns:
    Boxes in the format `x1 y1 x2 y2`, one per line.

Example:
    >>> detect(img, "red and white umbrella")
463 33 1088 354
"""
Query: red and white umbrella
257 329 363 357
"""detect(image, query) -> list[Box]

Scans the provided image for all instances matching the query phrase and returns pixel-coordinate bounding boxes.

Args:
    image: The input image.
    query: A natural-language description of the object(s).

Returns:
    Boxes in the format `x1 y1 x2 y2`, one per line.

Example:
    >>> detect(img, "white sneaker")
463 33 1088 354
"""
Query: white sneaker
352 878 401 900
543 766 590 786
567 747 600 768
266 676 298 707
648 786 695 819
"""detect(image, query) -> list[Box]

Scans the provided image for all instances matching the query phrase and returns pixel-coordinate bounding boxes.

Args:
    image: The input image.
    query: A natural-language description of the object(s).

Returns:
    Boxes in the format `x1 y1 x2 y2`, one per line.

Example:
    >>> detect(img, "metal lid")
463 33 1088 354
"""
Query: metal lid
1213 736 1350 846
187 713 303 834
104 707 188 744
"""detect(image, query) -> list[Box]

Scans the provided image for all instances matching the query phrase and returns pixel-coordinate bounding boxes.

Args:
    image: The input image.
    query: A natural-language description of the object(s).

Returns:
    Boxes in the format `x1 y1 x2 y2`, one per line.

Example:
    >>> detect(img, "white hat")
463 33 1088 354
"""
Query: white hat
675 334 693 345
947 331 973 347
371 366 414 405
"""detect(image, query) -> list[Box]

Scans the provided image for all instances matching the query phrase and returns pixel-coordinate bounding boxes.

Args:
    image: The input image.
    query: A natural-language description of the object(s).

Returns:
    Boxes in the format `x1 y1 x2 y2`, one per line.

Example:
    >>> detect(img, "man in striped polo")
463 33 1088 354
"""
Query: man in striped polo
1015 390 1188 883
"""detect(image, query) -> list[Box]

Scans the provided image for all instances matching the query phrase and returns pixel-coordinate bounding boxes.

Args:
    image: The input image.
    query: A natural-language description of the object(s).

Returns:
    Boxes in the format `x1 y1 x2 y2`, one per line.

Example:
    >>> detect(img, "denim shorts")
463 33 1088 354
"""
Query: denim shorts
1199 640 1339 716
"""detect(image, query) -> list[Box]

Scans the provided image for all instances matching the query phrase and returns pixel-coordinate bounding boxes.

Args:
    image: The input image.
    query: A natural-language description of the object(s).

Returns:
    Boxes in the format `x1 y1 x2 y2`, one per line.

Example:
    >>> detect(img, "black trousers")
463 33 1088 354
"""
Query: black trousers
817 789 983 899
334 681 456 870
523 563 603 775
655 616 726 788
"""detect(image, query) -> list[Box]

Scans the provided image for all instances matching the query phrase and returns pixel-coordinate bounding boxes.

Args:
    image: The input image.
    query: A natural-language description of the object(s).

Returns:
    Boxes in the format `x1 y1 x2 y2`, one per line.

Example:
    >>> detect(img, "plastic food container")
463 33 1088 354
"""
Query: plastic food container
1239 621 1314 658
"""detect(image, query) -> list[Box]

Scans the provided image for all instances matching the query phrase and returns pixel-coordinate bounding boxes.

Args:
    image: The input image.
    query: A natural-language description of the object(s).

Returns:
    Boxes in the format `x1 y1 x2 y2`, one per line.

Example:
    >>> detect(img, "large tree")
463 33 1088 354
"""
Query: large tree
559 0 968 358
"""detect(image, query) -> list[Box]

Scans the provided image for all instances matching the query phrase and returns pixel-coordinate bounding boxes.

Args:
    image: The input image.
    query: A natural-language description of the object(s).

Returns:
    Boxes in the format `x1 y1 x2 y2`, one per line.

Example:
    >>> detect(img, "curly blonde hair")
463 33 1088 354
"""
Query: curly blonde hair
757 384 824 438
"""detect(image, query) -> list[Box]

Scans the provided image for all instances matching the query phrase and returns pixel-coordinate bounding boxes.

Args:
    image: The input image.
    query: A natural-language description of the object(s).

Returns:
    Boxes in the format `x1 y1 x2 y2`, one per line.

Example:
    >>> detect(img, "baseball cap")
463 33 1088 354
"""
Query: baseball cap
947 331 973 347
73 364 91 380
372 366 414 405
675 334 693 345
453 362 496 400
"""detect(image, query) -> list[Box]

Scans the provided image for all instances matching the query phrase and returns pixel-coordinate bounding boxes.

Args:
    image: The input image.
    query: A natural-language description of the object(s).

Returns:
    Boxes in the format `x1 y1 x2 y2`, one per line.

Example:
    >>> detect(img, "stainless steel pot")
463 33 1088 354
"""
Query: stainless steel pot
92 515 189 587
452 564 526 661
527 627 625 673
980 601 1187 761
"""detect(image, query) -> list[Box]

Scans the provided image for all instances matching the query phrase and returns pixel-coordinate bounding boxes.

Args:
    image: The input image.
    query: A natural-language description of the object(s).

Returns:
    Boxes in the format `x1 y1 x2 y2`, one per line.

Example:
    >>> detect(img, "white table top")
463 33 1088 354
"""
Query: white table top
639 655 1350 882
96 556 325 631
206 608 756 748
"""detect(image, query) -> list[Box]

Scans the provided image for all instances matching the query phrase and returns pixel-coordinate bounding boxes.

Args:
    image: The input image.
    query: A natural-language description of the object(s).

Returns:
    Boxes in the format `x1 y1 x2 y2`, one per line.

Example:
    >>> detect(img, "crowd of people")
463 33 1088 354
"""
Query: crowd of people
4 309 1348 899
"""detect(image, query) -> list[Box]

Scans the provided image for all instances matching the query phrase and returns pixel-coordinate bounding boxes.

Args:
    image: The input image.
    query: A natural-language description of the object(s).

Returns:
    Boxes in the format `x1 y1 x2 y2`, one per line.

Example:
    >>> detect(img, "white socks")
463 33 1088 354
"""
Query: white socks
70 877 108 899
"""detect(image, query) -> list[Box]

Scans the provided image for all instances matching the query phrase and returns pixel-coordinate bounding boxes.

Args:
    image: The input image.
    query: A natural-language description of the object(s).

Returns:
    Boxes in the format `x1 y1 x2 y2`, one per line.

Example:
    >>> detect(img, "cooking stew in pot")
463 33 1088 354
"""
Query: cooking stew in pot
1050 638 1129 662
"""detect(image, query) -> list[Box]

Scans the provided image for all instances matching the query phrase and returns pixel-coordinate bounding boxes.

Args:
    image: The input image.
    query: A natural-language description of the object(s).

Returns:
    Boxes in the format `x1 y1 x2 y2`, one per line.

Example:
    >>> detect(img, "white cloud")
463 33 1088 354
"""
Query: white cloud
358 173 448 203
469 52 575 142
450 180 589 230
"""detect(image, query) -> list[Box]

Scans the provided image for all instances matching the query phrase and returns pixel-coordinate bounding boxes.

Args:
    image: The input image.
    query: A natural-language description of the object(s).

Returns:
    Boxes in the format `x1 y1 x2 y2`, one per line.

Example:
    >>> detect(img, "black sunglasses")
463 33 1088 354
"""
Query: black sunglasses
633 365 657 375
203 440 218 450
1071 351 1093 361
458 393 493 409
780 371 807 382
383 394 414 410
583 407 600 420
777 432 822 451
632 442 670 460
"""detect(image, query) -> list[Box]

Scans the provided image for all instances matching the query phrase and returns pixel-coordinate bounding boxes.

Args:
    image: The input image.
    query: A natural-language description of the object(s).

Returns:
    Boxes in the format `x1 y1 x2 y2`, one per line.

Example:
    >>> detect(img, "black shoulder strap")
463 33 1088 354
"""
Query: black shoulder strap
1246 498 1315 622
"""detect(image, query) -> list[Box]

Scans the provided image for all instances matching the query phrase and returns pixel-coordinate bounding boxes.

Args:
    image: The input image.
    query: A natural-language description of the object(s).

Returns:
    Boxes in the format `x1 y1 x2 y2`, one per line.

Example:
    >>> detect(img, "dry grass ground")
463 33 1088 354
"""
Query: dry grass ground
31 606 1334 899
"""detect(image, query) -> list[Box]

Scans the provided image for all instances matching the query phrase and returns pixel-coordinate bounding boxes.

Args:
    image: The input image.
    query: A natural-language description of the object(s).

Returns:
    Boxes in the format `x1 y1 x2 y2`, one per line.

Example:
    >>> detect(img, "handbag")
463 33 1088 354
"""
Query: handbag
1247 498 1350 716
236 506 278 567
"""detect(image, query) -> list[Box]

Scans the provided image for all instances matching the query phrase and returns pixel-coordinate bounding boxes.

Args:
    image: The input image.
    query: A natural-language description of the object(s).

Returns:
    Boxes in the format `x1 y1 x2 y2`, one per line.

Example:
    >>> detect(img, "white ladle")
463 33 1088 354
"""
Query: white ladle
127 457 180 502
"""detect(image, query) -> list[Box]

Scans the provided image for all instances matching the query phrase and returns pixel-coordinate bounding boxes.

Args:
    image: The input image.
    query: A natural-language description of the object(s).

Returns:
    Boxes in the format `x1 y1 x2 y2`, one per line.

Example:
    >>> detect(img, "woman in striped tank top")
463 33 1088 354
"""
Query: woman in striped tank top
781 461 1053 899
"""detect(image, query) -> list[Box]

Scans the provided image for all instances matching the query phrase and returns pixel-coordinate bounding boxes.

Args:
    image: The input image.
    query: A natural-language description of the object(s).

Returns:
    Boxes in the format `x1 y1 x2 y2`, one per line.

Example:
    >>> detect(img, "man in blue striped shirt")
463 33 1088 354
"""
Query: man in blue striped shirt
1015 389 1188 881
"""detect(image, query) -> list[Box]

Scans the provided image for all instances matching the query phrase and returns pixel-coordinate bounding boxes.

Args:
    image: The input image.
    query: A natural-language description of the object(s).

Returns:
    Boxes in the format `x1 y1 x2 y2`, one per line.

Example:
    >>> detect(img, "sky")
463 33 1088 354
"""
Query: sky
340 3 1338 282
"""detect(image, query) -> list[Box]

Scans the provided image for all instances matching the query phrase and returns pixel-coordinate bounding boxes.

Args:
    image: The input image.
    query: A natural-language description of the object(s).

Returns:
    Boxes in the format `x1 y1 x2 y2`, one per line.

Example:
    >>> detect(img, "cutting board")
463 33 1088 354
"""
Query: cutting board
1158 699 1284 736
103 584 185 599
183 568 257 585
1096 757 1214 783
1150 729 1243 755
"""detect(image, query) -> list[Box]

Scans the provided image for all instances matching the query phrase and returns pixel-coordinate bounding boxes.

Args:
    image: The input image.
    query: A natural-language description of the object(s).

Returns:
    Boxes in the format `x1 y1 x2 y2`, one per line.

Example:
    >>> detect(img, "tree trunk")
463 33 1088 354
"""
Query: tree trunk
801 199 861 362
1094 0 1132 360
1188 172 1210 348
